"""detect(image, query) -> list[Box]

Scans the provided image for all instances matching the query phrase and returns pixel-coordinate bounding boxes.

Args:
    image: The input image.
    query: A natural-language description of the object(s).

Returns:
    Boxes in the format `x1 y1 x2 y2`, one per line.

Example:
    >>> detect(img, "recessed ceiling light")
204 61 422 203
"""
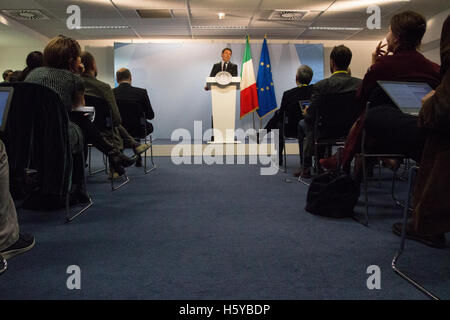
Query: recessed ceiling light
218 12 225 19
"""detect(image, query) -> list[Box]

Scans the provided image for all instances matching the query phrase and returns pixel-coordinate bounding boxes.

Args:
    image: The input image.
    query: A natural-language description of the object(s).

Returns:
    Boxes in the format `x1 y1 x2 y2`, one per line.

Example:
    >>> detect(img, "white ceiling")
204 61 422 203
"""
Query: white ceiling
0 0 449 41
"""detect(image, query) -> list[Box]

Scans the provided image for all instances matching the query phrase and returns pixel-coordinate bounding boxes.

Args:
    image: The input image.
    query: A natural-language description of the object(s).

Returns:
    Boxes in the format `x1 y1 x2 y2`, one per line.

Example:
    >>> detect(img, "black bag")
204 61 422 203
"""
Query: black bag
305 171 359 218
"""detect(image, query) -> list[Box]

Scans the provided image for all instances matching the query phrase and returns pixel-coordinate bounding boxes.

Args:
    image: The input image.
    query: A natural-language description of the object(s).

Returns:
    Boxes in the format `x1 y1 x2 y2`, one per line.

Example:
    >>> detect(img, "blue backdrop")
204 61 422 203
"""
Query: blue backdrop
114 42 324 139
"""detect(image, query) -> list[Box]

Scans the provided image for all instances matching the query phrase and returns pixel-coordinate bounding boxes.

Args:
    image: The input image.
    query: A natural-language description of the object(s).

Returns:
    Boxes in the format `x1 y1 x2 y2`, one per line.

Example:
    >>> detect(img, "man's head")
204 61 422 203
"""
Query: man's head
296 65 313 86
80 51 98 77
116 68 132 84
26 51 43 70
2 69 13 81
221 48 232 63
329 45 352 73
387 11 426 52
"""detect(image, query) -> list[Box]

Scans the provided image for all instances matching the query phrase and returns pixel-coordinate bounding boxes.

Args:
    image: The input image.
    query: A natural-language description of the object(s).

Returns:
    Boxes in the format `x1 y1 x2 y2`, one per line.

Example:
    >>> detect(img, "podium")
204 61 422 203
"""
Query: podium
206 75 241 144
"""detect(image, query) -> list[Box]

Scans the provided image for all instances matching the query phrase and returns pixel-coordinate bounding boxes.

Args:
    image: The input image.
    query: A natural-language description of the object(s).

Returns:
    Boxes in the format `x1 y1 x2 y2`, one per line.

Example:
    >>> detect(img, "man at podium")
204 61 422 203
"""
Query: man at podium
205 48 238 91
210 48 238 77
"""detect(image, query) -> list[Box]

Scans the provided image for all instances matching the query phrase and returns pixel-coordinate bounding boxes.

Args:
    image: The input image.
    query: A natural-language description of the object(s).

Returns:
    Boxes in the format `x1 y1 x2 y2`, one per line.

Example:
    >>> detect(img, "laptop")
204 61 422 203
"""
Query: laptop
0 87 14 132
377 81 433 115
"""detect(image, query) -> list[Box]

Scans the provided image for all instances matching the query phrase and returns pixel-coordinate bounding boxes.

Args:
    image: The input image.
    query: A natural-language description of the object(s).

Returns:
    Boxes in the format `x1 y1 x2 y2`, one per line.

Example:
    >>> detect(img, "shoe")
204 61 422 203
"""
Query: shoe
320 157 338 170
135 156 143 168
294 168 302 177
134 143 150 155
108 150 134 176
1 233 35 260
299 168 312 179
382 158 401 172
108 171 124 180
392 222 446 249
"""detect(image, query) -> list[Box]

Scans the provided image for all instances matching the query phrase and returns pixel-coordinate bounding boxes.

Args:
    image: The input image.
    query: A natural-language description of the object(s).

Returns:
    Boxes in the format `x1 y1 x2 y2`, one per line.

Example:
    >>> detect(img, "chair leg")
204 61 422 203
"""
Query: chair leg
0 254 6 274
65 192 93 223
362 154 369 227
144 135 156 174
88 146 107 175
392 166 439 300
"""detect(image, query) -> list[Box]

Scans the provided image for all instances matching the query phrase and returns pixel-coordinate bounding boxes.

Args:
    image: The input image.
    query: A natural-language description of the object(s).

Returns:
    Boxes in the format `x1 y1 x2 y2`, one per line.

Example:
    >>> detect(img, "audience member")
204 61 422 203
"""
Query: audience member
25 36 135 183
274 65 313 171
0 139 35 261
1 69 13 82
320 11 441 179
80 52 150 172
7 71 23 83
19 51 43 81
298 45 362 178
113 67 155 167
392 14 450 248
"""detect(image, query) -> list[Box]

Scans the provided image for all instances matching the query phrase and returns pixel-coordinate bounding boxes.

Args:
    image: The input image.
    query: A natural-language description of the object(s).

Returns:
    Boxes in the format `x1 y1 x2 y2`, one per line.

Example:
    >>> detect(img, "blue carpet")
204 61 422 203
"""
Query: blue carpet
0 154 449 300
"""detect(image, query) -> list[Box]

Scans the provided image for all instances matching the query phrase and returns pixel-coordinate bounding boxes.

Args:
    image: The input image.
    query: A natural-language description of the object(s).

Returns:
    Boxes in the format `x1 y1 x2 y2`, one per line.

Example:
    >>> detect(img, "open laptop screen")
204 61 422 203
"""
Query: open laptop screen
377 81 432 115
0 87 14 132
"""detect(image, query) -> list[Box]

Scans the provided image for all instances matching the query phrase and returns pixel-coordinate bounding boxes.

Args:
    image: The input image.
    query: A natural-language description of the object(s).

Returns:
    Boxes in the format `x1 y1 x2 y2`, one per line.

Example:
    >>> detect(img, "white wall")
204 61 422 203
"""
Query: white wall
79 39 379 89
0 46 46 75
422 9 450 64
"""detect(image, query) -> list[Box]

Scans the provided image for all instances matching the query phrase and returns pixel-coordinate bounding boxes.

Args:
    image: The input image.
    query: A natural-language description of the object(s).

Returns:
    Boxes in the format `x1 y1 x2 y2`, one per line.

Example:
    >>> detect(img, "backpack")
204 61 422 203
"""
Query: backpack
305 170 359 218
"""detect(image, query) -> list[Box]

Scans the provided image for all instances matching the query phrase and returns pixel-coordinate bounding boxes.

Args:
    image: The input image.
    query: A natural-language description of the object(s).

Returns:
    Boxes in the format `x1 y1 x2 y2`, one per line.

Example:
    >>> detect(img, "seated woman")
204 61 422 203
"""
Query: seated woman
320 11 441 179
25 36 135 201
392 14 450 248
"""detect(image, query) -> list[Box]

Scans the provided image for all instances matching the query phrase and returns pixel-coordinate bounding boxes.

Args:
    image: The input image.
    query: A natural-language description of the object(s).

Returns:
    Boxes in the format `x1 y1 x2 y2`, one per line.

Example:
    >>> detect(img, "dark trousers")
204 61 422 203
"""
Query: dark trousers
69 112 115 156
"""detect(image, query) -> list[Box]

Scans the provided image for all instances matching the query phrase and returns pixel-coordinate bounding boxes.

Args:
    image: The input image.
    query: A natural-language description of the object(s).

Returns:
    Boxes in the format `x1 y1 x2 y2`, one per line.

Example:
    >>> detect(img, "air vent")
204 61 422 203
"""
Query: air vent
268 10 308 21
136 9 173 19
2 9 49 20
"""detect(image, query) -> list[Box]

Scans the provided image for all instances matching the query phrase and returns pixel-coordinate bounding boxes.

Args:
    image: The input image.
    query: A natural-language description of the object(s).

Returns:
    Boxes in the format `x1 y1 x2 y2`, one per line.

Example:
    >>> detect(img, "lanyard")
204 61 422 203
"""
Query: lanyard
332 70 348 75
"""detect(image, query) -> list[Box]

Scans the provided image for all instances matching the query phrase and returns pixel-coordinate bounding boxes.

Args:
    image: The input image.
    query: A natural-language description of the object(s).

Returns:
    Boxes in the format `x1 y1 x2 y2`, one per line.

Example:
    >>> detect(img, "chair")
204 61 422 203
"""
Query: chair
0 82 91 222
391 165 440 300
116 99 156 174
84 95 129 191
297 91 359 185
356 102 404 226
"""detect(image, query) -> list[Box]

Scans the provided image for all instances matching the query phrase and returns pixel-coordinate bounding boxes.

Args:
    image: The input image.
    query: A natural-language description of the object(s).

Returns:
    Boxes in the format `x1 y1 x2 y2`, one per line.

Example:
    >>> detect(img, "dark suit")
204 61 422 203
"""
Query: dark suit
301 72 362 168
209 61 238 77
113 82 154 135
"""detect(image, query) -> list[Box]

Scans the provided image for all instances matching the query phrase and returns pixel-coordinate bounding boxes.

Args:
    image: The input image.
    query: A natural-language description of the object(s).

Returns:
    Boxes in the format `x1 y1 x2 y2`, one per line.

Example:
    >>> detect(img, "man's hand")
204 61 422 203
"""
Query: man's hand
421 90 435 105
372 41 388 65
301 106 309 116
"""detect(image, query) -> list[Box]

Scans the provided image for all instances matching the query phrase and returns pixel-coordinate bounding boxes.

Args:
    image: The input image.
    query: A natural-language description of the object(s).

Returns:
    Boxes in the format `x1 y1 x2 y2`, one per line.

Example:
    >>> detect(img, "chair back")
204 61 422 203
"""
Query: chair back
0 82 71 199
116 99 147 138
316 91 360 140
84 95 112 131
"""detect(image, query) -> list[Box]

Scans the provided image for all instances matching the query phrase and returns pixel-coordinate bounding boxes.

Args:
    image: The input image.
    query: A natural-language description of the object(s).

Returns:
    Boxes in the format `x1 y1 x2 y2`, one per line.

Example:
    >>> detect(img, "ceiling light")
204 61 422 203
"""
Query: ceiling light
192 25 248 30
309 26 363 31
218 12 225 19
77 25 130 29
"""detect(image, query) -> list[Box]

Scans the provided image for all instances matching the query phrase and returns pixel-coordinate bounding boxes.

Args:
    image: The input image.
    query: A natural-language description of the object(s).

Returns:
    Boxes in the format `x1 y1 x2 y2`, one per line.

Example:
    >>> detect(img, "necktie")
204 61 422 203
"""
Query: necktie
223 62 227 71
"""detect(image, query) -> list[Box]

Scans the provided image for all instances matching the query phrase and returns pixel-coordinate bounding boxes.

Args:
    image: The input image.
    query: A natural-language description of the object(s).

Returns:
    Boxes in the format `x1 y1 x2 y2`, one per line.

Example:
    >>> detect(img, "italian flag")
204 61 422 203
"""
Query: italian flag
240 36 259 119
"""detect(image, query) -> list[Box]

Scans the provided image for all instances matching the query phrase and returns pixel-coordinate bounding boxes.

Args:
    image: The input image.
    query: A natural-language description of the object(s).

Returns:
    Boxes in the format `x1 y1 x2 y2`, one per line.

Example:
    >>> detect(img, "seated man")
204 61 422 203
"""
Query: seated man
113 68 155 167
0 139 34 264
275 65 314 169
299 45 362 178
2 70 13 83
80 52 150 171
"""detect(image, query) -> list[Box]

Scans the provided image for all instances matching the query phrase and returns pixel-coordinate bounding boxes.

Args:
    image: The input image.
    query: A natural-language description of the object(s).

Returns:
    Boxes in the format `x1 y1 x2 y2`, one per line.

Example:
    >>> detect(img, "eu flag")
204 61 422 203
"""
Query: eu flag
256 37 277 118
